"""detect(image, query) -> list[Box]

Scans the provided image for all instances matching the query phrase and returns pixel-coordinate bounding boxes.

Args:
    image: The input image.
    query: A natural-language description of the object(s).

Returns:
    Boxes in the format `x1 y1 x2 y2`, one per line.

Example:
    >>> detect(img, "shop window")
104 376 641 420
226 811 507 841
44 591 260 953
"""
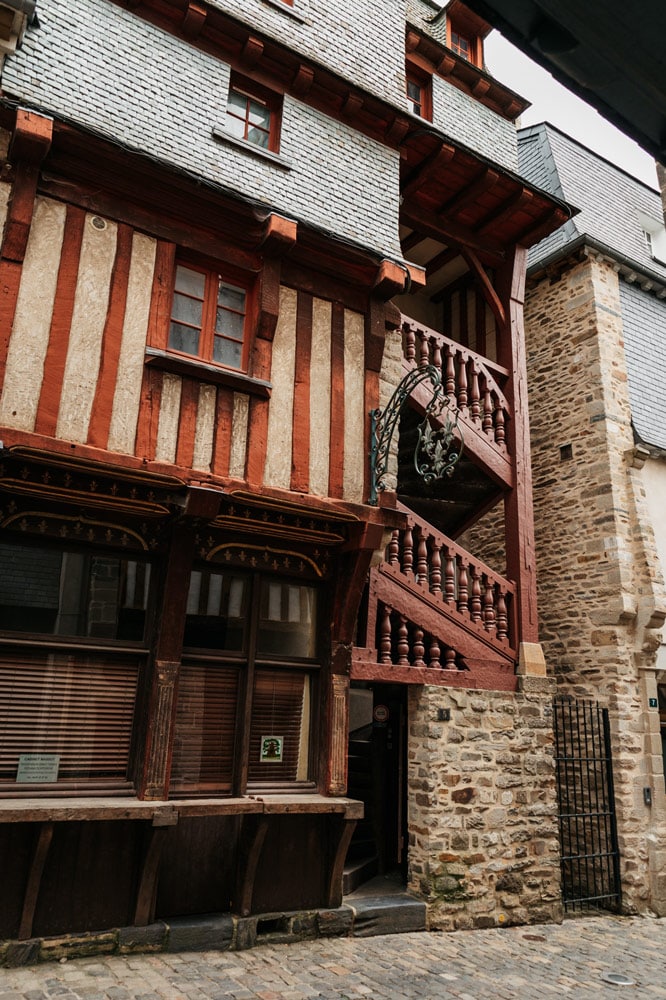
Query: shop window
0 540 152 794
170 568 319 796
406 64 432 120
168 261 250 371
226 74 281 153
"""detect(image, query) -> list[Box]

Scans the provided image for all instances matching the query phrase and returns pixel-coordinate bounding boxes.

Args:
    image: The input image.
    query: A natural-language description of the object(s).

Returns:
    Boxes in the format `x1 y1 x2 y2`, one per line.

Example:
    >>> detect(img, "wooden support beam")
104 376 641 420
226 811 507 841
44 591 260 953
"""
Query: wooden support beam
515 208 569 249
240 36 264 68
385 116 410 145
401 230 426 254
401 208 506 263
401 143 456 201
497 246 539 645
19 822 54 940
342 92 363 119
462 248 506 331
291 64 314 97
182 2 207 38
235 815 269 916
326 816 358 908
425 246 459 280
134 811 178 926
438 167 499 218
258 212 297 253
476 188 533 235
2 109 53 264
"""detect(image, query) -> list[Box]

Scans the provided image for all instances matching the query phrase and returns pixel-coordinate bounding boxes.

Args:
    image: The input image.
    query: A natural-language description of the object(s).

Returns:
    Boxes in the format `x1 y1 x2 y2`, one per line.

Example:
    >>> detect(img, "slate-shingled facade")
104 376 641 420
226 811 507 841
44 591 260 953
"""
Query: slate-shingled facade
0 0 570 958
520 122 666 916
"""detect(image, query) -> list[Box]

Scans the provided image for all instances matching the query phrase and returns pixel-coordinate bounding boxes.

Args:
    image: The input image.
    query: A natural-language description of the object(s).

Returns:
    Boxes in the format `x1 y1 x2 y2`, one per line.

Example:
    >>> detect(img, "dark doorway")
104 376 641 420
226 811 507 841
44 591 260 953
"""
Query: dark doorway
344 683 407 894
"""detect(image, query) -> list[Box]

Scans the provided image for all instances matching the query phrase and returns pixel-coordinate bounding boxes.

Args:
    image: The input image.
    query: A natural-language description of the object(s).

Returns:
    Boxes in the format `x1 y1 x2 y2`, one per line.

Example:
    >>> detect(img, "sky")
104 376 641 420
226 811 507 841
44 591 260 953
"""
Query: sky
484 32 659 190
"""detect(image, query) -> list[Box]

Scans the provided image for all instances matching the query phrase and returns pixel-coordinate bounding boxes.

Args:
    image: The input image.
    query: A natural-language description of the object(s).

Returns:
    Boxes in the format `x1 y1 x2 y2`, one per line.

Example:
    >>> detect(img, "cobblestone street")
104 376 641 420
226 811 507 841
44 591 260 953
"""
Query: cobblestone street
1 915 665 999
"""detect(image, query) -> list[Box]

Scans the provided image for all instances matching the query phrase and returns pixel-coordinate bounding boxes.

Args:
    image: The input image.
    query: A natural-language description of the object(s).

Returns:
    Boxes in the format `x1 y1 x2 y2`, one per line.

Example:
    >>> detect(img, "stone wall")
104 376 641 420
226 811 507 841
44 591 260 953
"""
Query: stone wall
407 678 562 930
524 253 666 915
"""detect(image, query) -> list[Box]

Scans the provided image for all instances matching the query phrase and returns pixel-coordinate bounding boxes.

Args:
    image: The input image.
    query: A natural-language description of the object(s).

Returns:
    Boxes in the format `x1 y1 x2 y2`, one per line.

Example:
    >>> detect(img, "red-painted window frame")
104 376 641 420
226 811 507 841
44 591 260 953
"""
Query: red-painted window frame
406 63 433 121
167 258 254 373
226 73 282 154
447 22 483 67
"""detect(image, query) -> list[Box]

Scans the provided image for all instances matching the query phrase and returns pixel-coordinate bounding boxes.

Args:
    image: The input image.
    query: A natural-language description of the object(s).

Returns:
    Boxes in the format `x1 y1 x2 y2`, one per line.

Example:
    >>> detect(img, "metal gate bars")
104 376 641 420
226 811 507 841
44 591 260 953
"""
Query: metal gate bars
553 696 622 912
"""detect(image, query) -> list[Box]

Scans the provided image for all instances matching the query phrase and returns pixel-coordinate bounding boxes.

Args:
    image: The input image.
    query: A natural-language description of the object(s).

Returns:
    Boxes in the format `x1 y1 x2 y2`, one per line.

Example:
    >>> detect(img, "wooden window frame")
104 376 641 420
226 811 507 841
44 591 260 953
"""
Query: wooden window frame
406 62 433 121
447 20 483 67
0 537 155 798
169 567 322 799
167 256 255 374
226 73 282 154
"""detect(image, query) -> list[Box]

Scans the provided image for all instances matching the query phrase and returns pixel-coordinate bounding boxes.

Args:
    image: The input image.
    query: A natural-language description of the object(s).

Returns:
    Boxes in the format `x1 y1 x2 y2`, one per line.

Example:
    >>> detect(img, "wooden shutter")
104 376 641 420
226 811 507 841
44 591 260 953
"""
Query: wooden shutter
247 670 307 783
170 662 239 795
0 650 139 792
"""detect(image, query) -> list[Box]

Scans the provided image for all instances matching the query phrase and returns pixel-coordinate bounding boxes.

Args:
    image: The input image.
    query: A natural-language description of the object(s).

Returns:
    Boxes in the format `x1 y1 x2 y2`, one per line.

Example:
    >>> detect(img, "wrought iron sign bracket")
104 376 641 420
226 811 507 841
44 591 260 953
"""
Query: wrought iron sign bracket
369 364 463 505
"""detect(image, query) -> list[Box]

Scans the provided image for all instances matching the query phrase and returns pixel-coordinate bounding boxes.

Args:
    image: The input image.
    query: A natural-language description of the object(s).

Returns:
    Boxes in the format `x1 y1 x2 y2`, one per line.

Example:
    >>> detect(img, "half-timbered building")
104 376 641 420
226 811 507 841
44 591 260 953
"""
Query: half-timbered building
0 0 570 956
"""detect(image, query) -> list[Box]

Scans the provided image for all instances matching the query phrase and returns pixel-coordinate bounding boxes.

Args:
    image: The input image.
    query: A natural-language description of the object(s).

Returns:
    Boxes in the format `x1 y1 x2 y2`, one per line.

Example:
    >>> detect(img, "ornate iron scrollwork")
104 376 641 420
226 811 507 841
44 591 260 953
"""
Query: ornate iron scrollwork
369 364 463 504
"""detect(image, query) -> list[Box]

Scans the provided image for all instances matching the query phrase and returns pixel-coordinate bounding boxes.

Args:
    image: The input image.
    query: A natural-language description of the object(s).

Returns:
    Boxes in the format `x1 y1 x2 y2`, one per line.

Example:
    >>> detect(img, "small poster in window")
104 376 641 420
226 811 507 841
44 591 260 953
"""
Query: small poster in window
260 736 284 763
16 754 60 783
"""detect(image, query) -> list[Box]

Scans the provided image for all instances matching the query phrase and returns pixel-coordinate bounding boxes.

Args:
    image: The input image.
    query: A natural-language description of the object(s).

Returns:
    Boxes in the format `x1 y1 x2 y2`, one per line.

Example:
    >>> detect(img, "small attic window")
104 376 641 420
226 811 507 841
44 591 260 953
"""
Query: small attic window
444 0 490 69
639 211 666 266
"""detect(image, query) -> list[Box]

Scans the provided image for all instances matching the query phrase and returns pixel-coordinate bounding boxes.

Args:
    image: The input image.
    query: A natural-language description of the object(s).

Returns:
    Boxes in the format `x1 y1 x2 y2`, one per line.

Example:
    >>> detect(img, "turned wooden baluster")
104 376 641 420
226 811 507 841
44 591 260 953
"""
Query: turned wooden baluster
430 540 442 596
397 615 409 665
484 579 497 635
431 337 442 373
496 591 508 642
457 352 468 410
457 558 469 615
416 529 429 586
428 635 441 669
413 626 425 667
470 566 482 622
444 344 456 397
379 605 393 663
418 329 430 369
444 546 456 605
403 324 416 365
444 647 457 670
469 363 481 422
387 529 400 566
482 383 493 435
402 524 414 578
495 403 505 445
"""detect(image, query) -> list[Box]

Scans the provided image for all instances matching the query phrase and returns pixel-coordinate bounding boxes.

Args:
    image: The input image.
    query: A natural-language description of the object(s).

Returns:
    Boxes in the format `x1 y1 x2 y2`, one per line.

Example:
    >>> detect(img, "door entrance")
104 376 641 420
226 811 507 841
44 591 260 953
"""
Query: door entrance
344 683 407 894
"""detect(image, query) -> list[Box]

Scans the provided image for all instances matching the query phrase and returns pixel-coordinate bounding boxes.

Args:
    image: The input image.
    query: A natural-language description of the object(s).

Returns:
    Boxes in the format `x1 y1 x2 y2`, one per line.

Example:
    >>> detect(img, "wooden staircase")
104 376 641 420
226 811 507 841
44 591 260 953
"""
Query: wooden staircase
352 315 520 692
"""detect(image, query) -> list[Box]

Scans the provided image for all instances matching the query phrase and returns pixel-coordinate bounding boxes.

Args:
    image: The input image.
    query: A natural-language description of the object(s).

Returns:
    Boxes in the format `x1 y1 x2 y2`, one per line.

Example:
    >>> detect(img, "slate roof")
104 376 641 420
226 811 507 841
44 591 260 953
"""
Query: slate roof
518 122 666 452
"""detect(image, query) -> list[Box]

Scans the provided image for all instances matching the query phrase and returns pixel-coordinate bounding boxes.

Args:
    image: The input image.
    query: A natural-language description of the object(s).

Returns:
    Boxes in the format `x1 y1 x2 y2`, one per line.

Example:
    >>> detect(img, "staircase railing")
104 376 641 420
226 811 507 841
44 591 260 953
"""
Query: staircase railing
401 317 510 455
358 503 517 673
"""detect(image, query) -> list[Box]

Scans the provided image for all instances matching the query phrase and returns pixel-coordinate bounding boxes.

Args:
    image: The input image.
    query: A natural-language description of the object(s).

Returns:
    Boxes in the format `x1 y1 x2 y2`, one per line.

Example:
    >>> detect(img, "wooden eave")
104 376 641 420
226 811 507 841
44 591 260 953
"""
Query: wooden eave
112 0 525 146
0 110 389 292
406 26 529 121
399 132 572 264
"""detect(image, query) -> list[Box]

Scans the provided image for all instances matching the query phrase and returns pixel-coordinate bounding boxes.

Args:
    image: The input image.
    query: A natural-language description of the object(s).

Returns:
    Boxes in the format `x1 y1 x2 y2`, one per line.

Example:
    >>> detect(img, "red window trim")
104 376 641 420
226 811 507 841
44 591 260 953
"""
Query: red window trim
447 21 483 67
405 62 433 121
226 72 282 154
167 257 255 374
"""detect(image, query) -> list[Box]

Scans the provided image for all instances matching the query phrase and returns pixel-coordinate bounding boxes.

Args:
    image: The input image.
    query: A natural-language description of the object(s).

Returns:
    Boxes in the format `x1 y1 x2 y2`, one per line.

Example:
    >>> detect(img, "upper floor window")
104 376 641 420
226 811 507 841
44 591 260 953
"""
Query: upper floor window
169 262 249 371
450 29 472 61
406 64 432 120
226 74 281 153
446 8 484 68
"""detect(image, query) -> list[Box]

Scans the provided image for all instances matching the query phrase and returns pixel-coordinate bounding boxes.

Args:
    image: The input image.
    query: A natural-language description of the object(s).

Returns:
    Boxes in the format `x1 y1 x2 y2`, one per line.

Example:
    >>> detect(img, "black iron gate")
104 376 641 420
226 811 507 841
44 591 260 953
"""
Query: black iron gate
553 696 622 912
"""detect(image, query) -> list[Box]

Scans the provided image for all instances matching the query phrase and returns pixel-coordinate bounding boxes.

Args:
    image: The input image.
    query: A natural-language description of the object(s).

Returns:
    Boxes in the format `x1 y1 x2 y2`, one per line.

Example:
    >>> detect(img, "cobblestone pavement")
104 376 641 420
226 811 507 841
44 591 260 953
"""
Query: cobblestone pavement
1 916 665 1000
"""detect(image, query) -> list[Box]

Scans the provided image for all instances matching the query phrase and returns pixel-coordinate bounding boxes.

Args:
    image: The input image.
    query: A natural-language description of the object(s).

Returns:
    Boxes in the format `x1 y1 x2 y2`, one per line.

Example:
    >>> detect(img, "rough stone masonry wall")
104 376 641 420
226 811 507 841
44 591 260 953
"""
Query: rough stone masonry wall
524 254 666 915
407 679 562 930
